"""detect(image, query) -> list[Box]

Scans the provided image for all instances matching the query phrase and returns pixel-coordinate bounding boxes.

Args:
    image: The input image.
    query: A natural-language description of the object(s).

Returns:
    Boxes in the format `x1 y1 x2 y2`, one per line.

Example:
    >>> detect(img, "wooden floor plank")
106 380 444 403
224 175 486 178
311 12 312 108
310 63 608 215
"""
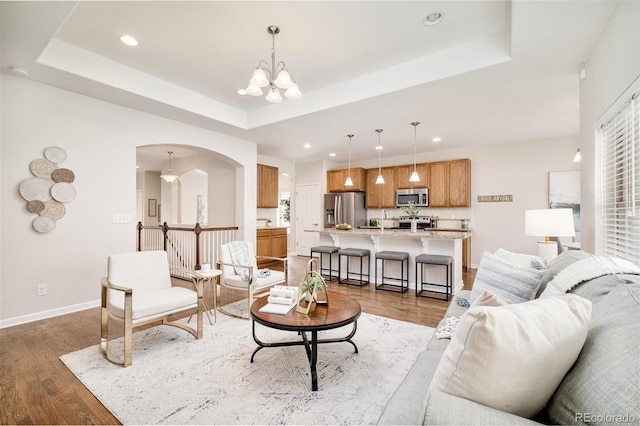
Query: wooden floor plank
0 254 475 425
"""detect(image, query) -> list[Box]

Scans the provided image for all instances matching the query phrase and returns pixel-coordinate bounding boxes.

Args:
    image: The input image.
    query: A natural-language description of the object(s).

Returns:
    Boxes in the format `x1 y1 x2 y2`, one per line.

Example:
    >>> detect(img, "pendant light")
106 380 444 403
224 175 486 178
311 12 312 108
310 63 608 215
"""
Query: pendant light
375 129 385 184
344 134 354 187
409 122 421 182
160 151 179 183
572 149 581 163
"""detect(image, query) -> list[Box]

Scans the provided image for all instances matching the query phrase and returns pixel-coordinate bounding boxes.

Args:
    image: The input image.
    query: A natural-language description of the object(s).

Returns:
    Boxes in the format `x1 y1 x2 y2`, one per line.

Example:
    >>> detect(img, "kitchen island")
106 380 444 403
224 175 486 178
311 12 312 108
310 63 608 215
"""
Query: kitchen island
313 228 472 295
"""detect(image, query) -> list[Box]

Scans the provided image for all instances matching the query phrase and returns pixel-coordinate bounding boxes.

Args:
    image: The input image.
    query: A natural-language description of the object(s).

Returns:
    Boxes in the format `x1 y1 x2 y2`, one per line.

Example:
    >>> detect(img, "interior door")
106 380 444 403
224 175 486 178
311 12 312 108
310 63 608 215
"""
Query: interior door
295 183 321 256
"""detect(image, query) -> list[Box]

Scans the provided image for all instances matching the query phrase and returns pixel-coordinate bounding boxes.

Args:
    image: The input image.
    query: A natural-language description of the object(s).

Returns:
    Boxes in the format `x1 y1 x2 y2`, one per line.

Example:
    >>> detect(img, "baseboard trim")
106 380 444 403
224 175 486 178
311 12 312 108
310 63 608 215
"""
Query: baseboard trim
0 299 100 329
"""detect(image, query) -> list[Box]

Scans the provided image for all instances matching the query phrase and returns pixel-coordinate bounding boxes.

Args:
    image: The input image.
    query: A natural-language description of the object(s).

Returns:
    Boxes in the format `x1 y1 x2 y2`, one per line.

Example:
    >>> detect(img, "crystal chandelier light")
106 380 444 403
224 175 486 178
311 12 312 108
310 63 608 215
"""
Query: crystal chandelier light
409 122 421 182
345 134 354 187
237 25 302 103
375 129 385 184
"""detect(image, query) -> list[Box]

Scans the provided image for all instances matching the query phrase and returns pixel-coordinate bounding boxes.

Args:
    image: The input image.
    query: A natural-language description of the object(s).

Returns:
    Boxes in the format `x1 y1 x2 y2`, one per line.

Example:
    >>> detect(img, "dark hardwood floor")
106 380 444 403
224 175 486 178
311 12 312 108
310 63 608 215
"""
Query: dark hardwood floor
0 255 475 425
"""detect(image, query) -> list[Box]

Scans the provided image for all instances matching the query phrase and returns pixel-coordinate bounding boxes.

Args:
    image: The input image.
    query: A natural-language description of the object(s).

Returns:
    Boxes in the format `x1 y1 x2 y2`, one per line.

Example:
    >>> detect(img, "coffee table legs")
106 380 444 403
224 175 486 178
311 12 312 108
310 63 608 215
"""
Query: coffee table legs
250 321 359 391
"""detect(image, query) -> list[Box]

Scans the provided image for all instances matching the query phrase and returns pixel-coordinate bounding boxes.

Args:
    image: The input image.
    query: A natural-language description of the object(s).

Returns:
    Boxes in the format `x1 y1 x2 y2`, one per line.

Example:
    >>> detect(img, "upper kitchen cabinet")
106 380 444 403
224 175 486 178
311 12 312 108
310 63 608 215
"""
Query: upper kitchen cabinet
448 159 471 207
327 167 366 192
365 167 396 208
257 164 279 208
428 159 471 208
396 163 428 189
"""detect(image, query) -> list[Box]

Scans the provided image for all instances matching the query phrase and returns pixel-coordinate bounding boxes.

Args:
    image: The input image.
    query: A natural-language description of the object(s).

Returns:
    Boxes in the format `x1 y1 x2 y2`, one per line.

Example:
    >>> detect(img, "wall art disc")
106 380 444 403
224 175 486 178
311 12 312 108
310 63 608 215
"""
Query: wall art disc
26 200 46 214
42 200 65 220
33 216 56 233
51 168 75 183
30 158 57 178
19 177 53 202
44 146 67 163
50 182 76 203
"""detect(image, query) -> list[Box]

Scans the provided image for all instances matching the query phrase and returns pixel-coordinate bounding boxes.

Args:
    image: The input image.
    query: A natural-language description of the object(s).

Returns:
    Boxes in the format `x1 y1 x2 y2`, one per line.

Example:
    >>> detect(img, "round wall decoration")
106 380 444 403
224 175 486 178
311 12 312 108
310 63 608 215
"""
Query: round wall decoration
51 182 76 203
26 200 46 214
42 201 65 220
51 168 75 183
19 177 53 202
30 158 57 178
33 216 56 233
21 146 75 233
44 146 67 163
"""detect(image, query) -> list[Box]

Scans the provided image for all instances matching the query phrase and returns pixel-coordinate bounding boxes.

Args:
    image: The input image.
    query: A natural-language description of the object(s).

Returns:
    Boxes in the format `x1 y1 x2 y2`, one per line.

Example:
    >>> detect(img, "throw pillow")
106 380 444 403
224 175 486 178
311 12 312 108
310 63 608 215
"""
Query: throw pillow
470 290 507 307
469 251 545 304
430 294 592 419
494 248 545 269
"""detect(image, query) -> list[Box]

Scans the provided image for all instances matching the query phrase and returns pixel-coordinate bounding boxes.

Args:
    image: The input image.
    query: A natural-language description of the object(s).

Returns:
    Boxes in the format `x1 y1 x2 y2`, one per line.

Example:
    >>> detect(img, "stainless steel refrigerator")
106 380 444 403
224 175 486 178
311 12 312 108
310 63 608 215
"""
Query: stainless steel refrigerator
324 192 366 228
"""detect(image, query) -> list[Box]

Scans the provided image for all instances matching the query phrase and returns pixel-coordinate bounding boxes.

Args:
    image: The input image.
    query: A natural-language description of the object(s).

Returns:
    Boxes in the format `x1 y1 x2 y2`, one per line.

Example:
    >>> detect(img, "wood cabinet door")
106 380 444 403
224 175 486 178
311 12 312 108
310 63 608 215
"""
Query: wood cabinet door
349 168 366 192
257 164 279 208
428 161 449 207
396 164 428 189
271 229 288 258
327 170 345 192
380 167 397 208
365 168 382 208
448 159 471 207
256 229 271 258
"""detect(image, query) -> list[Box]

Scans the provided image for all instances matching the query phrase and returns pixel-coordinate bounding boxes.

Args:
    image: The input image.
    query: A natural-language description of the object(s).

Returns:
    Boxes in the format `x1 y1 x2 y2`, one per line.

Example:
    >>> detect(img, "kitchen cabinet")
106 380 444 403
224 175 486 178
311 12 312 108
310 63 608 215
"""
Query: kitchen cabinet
257 164 279 208
448 159 471 207
365 167 396 208
427 159 471 208
428 161 449 207
257 228 288 268
396 163 428 189
327 168 366 192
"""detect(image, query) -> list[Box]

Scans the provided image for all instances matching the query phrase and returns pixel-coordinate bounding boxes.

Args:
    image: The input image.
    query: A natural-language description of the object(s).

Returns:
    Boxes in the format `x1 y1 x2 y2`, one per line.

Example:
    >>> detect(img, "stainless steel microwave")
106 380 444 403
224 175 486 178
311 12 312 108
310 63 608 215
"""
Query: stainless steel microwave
396 188 429 207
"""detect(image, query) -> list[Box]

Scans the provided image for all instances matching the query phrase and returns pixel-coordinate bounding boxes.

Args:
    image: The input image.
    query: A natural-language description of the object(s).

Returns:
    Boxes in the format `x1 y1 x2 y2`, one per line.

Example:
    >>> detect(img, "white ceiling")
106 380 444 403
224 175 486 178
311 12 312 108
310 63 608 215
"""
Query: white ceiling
1 1 615 172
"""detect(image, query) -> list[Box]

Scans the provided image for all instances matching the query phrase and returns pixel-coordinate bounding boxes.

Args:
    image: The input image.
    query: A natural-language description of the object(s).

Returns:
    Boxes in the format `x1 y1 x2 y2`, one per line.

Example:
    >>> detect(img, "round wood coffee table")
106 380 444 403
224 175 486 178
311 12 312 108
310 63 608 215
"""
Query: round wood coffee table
250 292 361 391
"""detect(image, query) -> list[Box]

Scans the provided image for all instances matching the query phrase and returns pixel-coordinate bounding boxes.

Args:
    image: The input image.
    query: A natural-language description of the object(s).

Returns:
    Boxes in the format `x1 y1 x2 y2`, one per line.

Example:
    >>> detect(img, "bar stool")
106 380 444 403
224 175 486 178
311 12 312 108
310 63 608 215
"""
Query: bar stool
415 254 453 300
310 245 340 281
375 251 409 293
338 248 370 286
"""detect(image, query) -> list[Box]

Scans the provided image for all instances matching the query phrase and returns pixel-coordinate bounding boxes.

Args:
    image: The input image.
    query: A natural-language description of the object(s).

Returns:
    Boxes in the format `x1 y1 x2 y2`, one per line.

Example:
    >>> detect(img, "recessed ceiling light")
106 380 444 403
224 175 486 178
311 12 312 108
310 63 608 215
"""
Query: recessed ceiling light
120 35 139 46
375 145 383 150
432 137 442 142
423 12 444 26
329 153 336 157
304 143 311 148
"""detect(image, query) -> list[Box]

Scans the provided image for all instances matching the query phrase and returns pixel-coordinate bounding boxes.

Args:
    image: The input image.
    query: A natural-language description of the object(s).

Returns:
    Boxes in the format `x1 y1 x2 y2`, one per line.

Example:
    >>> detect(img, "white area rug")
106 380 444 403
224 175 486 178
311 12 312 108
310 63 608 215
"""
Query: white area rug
61 303 433 425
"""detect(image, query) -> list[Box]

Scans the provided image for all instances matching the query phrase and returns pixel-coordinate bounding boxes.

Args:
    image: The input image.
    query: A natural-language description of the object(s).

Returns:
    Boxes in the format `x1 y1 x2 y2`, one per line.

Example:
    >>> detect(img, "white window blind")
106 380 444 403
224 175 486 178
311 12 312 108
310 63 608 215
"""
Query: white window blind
601 87 639 265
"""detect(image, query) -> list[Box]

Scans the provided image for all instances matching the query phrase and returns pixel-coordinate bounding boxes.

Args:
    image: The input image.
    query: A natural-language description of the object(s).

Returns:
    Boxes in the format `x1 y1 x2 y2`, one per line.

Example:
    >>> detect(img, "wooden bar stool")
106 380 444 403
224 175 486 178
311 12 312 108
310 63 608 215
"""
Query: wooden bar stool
338 248 370 286
415 253 453 300
374 251 409 293
310 245 340 281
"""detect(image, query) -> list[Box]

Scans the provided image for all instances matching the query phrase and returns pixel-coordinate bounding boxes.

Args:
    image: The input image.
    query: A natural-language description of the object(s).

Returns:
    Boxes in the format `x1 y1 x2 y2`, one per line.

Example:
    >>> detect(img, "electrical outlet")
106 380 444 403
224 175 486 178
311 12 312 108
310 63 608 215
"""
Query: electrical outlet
37 283 47 296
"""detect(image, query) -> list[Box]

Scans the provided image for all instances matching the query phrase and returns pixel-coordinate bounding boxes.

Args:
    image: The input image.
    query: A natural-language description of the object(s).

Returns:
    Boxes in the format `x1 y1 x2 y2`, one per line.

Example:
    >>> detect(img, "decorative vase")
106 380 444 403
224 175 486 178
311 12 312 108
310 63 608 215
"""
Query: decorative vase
411 219 418 233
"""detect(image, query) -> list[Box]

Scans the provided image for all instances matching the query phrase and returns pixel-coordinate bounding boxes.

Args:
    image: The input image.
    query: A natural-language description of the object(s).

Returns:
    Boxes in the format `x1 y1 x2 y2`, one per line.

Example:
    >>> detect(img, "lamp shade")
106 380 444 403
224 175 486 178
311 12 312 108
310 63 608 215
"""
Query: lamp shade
525 208 576 238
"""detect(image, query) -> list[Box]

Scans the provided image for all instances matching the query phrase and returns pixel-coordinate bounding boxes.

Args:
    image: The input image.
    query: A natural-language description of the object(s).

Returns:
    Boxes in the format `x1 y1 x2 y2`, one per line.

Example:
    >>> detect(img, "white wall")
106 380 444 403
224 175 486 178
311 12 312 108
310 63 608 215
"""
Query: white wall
579 0 640 254
0 75 257 326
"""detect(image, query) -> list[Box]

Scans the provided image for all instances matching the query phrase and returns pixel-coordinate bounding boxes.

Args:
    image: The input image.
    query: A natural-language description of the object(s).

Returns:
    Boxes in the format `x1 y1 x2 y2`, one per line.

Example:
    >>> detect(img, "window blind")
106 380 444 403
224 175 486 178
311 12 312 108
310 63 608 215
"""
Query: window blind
601 87 639 265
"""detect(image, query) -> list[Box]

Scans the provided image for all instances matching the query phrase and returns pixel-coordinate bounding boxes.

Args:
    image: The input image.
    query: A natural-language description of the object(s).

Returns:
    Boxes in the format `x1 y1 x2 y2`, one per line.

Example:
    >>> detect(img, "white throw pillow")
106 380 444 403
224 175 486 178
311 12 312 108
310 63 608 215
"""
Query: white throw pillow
494 248 545 269
469 251 545 304
470 290 507 307
430 294 592 419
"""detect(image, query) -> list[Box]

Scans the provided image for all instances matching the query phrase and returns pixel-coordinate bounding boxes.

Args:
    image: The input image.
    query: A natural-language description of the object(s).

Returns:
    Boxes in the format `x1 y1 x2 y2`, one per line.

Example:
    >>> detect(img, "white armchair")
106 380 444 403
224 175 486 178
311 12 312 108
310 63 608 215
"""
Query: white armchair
217 241 287 318
100 250 203 367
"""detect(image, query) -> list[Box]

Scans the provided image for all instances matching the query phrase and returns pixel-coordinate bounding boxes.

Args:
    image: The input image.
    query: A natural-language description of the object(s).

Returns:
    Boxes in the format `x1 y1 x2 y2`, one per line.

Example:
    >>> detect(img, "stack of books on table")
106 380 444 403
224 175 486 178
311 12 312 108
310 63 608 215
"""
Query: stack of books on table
259 286 299 314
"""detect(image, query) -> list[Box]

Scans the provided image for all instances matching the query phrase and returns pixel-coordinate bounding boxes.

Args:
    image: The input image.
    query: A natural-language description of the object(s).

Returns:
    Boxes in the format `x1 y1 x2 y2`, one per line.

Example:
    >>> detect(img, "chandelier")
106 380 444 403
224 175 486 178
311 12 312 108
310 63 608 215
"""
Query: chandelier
160 151 179 183
237 25 302 103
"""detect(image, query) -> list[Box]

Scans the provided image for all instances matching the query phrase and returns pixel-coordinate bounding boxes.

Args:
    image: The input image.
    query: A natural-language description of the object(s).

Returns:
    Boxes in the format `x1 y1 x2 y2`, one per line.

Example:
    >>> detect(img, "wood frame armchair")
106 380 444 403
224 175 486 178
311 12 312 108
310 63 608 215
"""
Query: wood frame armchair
100 250 204 367
216 241 287 319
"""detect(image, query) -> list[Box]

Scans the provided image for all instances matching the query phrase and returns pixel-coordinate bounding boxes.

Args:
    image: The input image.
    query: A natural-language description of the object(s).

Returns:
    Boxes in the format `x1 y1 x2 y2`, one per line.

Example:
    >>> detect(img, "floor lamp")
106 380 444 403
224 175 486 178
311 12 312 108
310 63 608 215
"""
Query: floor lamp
525 208 576 262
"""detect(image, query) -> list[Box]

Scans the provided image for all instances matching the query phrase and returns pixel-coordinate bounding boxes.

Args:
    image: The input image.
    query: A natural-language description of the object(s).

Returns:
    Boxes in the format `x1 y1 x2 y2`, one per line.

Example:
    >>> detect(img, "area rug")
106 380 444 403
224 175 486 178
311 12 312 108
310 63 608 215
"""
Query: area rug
61 303 433 425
